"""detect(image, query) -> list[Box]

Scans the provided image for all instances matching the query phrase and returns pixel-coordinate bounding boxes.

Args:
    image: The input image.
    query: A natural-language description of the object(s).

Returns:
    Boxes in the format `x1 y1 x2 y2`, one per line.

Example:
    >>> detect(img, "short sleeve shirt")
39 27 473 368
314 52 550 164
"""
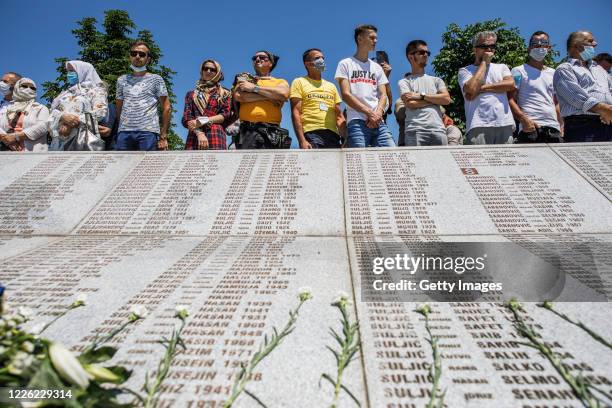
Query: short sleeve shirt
397 74 446 132
116 73 168 133
458 63 515 132
511 64 559 131
239 77 288 125
335 57 388 123
290 76 342 134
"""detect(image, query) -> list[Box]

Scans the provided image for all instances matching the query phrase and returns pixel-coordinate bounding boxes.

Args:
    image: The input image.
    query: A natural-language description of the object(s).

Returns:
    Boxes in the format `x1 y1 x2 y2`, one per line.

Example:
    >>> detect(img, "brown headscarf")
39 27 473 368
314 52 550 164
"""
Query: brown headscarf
193 60 231 115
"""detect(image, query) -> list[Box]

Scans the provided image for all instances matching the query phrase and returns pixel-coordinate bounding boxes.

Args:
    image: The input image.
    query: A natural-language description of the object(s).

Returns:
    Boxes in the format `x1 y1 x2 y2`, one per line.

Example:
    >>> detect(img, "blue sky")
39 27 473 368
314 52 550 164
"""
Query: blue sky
3 0 611 147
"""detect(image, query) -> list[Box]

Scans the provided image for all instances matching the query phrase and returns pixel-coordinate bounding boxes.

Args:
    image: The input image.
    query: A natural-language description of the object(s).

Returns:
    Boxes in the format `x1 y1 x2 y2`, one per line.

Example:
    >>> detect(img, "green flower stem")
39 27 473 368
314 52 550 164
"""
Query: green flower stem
324 298 361 408
539 302 612 350
82 316 137 355
39 303 84 335
144 318 187 408
416 305 445 408
508 301 605 408
224 298 308 408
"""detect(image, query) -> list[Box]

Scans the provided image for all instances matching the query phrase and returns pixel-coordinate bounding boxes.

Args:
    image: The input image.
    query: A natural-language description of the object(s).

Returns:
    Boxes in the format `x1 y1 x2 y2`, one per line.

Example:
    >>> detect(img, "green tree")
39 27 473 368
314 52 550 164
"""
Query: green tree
42 9 184 150
432 19 560 133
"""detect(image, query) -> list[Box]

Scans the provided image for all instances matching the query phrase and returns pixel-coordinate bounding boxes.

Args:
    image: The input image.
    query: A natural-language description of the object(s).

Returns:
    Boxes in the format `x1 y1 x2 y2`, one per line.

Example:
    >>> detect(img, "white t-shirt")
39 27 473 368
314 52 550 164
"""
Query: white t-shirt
511 64 559 131
335 57 388 123
458 63 515 132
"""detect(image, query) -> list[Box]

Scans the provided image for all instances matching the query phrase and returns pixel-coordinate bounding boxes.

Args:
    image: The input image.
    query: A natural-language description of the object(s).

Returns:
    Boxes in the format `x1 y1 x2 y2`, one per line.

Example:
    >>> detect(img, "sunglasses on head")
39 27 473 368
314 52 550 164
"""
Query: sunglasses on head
130 51 148 58
476 44 497 50
20 84 36 90
202 67 217 73
410 50 431 56
252 55 270 62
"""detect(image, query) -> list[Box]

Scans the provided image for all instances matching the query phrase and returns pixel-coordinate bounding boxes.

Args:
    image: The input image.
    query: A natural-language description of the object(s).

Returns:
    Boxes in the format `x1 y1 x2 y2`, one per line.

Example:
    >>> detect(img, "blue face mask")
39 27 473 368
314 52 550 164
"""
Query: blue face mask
580 46 596 61
66 72 78 86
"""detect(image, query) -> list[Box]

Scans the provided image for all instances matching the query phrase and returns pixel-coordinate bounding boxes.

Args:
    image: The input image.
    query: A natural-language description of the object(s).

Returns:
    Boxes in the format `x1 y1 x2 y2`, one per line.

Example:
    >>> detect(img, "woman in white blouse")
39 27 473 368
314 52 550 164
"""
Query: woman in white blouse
48 60 107 151
0 78 49 152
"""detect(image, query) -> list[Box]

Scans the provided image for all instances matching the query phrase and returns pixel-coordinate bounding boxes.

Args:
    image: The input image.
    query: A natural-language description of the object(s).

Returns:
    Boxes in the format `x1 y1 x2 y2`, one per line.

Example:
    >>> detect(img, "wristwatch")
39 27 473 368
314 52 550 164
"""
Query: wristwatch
420 92 426 100
253 85 260 94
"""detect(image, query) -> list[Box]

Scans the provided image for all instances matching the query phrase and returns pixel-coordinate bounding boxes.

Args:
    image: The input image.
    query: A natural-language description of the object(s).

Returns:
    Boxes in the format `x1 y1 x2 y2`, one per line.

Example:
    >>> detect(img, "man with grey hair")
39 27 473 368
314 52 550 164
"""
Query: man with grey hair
458 31 516 144
553 31 612 142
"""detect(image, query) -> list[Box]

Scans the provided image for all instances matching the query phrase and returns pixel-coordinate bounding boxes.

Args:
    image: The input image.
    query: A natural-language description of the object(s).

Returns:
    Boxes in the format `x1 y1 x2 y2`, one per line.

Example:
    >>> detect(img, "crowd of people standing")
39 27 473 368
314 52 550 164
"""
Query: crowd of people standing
1 25 611 153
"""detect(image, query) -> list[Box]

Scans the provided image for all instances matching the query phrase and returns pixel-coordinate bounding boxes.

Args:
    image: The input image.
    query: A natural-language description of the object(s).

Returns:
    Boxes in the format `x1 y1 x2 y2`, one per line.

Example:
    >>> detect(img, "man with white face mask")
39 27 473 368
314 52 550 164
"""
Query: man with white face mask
0 72 22 111
553 31 612 142
115 40 171 150
509 31 563 143
290 49 346 149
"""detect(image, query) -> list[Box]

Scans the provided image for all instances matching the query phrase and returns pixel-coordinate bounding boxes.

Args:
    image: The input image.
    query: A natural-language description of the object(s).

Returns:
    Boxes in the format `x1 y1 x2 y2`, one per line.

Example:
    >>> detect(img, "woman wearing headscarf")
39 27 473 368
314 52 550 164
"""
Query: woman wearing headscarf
0 78 49 152
48 60 107 151
182 60 232 150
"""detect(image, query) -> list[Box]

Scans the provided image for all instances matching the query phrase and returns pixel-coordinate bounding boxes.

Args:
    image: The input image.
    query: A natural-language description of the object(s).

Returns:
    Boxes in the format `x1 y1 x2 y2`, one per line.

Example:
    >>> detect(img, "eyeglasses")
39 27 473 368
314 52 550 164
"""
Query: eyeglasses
529 40 550 47
252 55 270 62
202 67 217 73
20 84 36 90
130 51 148 58
410 50 431 56
475 44 497 50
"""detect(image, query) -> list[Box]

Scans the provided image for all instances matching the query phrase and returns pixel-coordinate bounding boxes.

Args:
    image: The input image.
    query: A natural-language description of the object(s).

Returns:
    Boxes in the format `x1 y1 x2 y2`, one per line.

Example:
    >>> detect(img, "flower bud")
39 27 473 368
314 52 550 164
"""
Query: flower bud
175 305 190 320
84 364 121 383
49 343 91 389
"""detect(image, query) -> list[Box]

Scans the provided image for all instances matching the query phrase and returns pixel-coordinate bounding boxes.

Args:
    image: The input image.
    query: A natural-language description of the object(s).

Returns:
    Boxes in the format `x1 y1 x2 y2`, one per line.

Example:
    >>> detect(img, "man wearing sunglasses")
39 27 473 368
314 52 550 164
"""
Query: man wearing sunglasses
398 40 451 146
115 40 171 151
553 31 612 142
233 50 290 149
458 31 516 144
509 31 563 144
290 48 346 149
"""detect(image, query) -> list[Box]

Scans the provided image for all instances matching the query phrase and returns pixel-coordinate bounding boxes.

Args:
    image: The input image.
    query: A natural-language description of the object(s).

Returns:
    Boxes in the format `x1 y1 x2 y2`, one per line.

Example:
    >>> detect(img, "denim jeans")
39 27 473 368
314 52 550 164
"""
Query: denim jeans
347 119 395 148
115 131 159 151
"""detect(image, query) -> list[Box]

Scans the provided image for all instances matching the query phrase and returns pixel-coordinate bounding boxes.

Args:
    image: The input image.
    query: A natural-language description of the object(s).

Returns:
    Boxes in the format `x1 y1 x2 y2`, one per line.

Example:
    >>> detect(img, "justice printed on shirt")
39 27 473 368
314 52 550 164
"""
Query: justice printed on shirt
349 70 378 85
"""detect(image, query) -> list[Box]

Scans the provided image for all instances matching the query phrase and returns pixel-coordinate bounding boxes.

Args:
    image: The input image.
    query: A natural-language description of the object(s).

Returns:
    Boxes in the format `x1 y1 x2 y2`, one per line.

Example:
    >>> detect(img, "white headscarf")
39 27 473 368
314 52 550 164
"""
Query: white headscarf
6 78 37 120
66 60 103 86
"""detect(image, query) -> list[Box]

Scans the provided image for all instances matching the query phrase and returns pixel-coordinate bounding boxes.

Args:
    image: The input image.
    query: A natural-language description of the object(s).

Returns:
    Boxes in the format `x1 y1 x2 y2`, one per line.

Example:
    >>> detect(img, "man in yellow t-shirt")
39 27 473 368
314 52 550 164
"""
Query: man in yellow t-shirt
290 49 346 149
233 50 290 149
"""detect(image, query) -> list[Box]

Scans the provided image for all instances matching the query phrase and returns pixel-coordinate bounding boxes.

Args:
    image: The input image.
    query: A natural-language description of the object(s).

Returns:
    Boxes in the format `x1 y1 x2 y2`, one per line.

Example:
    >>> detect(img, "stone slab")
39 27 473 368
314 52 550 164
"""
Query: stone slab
0 154 143 235
344 146 612 236
347 234 612 408
75 151 345 237
2 235 364 408
551 143 612 200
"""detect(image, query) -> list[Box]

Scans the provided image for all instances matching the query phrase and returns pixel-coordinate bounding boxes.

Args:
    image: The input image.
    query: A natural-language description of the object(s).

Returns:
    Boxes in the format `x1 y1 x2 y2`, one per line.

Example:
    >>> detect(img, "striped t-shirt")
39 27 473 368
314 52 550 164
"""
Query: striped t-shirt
116 73 168 133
